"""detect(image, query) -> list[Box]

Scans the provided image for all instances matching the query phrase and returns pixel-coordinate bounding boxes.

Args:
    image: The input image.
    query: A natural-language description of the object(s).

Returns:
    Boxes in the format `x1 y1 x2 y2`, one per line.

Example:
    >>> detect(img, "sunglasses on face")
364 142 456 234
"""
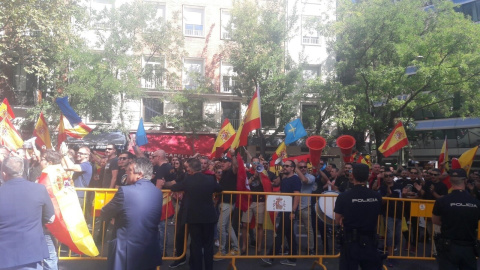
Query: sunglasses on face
216 171 222 174
430 173 440 176
384 174 393 178
105 148 114 150
118 157 128 160
282 165 292 168
299 166 307 169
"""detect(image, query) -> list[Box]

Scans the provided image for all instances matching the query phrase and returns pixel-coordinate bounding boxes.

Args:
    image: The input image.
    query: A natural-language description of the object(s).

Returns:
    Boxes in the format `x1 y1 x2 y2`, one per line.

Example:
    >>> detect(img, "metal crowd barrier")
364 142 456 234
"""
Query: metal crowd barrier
59 188 479 269
58 188 187 263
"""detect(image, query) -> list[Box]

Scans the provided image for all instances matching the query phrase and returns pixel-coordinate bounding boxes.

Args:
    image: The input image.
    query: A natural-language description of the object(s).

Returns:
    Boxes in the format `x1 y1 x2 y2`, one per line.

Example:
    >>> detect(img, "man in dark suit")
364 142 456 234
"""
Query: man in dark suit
171 158 222 270
101 157 163 270
0 156 55 270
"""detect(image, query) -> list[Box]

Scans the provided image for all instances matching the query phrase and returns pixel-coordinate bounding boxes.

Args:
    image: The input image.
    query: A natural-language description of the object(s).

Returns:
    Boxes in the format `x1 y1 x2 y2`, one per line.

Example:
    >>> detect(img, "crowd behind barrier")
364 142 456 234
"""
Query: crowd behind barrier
55 188 458 269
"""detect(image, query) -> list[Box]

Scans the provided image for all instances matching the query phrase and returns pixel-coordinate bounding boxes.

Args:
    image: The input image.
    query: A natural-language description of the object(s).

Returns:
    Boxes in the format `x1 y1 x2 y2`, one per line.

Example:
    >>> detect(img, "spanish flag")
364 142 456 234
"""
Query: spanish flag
161 193 174 221
0 98 15 120
271 142 287 163
210 118 236 158
457 146 478 175
438 136 449 173
378 121 409 158
0 117 23 151
231 87 261 149
33 112 52 149
38 164 99 257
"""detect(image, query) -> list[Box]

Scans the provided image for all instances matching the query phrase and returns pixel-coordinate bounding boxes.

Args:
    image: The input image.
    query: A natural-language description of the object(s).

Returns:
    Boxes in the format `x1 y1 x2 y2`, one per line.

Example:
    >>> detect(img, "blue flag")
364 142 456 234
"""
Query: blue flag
284 118 307 145
136 118 148 146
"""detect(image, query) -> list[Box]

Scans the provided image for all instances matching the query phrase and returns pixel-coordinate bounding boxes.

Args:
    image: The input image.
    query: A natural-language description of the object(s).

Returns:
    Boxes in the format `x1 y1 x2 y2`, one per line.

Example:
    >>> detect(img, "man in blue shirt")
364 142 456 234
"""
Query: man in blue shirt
262 160 301 267
62 146 92 207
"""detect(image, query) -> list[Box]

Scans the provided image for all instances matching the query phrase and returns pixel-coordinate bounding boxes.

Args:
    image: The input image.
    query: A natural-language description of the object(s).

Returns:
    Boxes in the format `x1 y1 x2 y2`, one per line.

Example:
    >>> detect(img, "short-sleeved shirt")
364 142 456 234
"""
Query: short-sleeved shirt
335 175 354 193
334 184 382 233
102 157 118 188
151 163 174 187
73 162 93 198
219 168 237 204
300 173 315 210
433 189 480 242
280 174 302 194
422 181 448 200
379 182 403 218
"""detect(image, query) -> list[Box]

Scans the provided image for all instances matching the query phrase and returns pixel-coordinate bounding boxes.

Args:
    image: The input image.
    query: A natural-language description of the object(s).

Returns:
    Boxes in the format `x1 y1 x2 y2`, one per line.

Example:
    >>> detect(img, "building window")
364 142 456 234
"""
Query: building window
262 110 276 127
454 1 480 22
183 58 204 89
142 56 165 89
221 62 237 92
144 1 165 27
302 16 320 45
221 9 232 40
181 99 203 122
143 98 163 122
221 101 240 129
303 65 321 80
184 6 204 37
302 104 317 129
90 0 115 29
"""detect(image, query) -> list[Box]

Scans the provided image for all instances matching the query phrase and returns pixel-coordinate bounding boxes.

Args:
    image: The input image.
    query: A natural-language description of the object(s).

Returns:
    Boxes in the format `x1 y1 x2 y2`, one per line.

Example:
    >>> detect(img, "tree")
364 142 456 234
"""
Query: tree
63 1 185 131
0 0 83 105
325 0 480 162
225 0 303 154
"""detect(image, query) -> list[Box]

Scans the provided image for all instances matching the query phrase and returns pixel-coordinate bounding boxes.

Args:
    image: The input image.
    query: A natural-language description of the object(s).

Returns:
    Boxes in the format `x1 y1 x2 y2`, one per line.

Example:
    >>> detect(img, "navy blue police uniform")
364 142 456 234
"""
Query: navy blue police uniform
334 182 382 270
433 188 480 270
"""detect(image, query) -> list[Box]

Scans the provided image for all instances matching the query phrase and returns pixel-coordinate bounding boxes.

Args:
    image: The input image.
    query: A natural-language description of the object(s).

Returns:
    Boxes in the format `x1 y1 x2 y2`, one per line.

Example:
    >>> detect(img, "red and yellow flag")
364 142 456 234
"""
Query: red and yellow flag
210 118 236 158
33 112 52 149
378 121 409 157
0 118 23 151
161 193 174 221
438 136 449 173
458 146 478 175
231 87 261 149
271 142 287 162
0 98 15 120
38 164 99 257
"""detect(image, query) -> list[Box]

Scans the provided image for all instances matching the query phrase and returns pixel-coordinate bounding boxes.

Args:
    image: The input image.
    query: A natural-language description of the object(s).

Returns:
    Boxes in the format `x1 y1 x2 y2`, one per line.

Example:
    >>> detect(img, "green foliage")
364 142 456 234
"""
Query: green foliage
325 0 480 152
226 0 301 134
0 0 85 99
63 1 185 131
152 72 217 134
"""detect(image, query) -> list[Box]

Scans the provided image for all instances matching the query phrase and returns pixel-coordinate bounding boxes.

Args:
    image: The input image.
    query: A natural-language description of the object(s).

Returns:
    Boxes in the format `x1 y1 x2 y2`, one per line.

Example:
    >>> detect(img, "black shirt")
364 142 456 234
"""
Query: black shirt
151 163 174 186
422 181 448 200
433 189 480 242
379 182 403 218
219 168 237 204
335 175 354 193
102 157 118 188
334 184 382 234
115 168 127 187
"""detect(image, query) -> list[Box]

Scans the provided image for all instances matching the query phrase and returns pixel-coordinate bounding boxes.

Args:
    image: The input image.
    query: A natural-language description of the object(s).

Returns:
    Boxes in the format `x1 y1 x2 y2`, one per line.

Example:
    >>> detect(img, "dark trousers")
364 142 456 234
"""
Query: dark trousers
189 222 215 270
339 236 382 270
437 244 477 270
268 212 298 261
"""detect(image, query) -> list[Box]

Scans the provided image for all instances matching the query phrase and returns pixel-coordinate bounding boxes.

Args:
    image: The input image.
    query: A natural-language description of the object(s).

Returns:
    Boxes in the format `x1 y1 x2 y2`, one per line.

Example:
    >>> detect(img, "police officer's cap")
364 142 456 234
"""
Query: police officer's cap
449 168 467 178
352 163 370 182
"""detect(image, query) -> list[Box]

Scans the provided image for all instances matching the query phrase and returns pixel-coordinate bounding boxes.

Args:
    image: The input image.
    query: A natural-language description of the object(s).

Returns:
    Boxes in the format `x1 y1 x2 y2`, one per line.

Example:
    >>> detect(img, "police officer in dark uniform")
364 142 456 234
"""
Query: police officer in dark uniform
432 168 480 270
334 163 383 270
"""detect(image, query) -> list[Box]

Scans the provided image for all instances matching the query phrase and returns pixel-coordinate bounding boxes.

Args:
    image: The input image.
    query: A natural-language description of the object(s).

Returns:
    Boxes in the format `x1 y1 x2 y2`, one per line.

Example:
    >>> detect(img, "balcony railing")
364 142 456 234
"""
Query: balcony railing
303 36 319 44
142 76 164 89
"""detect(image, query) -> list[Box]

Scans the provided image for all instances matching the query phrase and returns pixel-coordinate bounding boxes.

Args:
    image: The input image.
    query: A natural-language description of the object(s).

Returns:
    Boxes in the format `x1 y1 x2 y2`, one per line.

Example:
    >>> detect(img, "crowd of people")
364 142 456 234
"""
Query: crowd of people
1 141 480 270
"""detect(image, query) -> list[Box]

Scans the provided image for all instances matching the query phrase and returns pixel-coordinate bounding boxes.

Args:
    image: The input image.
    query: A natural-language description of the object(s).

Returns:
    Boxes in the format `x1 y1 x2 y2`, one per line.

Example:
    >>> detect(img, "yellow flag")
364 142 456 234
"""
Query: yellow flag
0 118 23 151
458 146 478 175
